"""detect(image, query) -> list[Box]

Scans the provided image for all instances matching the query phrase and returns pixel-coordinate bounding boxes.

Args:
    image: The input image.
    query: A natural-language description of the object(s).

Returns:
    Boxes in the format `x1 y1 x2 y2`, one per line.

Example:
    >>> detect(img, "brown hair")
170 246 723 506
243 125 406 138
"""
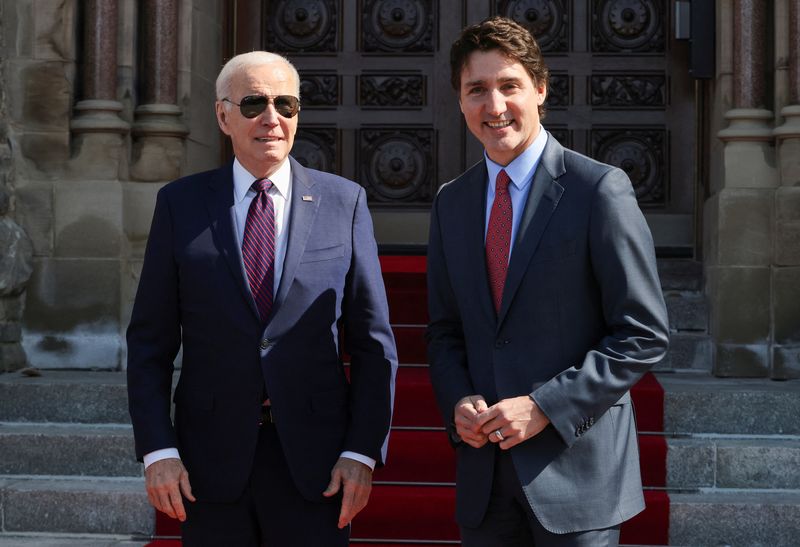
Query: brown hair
450 16 549 116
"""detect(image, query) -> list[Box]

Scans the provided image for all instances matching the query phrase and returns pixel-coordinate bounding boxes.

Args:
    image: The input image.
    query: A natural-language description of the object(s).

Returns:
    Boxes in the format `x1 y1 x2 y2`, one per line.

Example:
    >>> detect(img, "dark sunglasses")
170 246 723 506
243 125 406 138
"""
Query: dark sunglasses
223 95 301 119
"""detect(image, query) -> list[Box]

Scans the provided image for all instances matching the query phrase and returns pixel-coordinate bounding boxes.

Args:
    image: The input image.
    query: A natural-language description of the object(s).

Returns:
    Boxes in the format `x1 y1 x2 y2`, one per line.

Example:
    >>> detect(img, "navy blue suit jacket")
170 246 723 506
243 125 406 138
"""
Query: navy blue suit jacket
127 157 397 502
427 134 669 533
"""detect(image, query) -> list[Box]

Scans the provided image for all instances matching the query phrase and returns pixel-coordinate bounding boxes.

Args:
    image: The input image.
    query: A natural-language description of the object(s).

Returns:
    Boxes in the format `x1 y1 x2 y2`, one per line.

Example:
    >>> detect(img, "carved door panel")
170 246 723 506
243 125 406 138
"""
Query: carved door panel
253 0 468 247
228 0 695 250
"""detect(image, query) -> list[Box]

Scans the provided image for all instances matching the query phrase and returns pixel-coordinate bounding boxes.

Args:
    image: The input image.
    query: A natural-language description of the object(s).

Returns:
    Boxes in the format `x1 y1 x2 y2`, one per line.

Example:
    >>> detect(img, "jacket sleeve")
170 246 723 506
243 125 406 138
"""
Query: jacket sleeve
341 187 398 465
126 188 181 461
531 167 670 447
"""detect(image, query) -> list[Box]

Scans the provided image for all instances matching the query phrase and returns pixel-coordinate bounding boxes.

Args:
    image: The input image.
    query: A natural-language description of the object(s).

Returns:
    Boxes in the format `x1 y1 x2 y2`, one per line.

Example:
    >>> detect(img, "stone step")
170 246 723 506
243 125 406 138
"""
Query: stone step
655 332 712 372
656 259 703 292
0 423 139 477
0 371 129 424
664 292 708 333
659 372 800 435
670 490 800 546
0 477 152 537
0 534 147 546
667 436 800 490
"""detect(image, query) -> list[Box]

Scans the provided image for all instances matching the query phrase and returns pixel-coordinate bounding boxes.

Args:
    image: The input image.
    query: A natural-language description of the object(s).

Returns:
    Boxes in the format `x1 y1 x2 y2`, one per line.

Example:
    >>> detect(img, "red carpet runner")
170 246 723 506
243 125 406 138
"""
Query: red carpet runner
148 255 669 546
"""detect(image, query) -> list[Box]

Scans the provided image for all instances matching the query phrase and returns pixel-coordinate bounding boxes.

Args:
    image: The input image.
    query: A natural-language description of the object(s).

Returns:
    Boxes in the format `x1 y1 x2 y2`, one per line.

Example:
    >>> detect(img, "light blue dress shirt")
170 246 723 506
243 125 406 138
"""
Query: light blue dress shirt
484 126 549 261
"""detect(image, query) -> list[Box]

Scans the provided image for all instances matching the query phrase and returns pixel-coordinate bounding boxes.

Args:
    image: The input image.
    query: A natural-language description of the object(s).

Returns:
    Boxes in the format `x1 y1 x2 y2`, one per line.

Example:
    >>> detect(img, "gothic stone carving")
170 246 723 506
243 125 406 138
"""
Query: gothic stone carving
546 73 569 108
494 0 569 53
592 0 665 53
359 74 425 107
547 127 570 148
361 0 435 53
293 127 338 173
266 0 338 53
592 128 666 206
359 128 434 204
300 74 339 108
590 73 666 107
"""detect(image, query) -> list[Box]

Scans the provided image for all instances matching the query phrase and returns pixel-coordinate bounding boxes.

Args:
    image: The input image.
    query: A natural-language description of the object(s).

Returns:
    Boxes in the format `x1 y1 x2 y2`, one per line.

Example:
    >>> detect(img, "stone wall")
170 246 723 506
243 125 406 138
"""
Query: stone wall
1 0 223 369
706 0 800 379
0 0 34 372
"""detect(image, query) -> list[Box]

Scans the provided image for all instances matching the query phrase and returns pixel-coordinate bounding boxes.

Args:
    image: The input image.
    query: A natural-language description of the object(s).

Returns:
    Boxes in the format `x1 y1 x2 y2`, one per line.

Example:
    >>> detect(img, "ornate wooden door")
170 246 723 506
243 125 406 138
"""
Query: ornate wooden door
226 0 696 251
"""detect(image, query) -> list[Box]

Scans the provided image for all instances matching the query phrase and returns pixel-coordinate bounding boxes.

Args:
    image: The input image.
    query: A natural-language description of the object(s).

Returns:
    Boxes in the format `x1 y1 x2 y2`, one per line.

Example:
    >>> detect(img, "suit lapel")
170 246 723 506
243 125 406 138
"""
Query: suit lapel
269 156 320 323
462 161 497 324
497 133 566 325
203 163 261 321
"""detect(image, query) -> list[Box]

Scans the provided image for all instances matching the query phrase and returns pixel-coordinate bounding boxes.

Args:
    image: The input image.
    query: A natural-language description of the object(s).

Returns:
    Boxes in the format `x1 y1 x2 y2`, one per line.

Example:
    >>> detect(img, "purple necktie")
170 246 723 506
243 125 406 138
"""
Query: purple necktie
242 179 275 322
486 169 513 313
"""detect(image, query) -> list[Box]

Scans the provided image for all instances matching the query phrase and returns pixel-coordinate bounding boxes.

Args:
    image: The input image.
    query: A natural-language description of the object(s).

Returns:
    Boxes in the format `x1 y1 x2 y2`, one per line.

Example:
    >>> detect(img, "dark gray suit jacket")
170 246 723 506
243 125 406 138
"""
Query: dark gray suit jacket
127 157 397 503
426 133 669 533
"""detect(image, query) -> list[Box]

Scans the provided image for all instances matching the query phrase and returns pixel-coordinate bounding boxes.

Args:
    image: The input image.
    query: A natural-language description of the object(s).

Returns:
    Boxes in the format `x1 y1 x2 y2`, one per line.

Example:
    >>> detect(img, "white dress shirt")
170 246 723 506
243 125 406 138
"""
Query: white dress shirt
144 158 376 471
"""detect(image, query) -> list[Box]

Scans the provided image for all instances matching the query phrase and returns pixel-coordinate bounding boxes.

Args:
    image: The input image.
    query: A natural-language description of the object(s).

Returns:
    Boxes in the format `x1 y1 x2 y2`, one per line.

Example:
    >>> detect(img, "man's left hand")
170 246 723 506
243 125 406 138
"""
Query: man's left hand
322 457 373 529
477 395 551 449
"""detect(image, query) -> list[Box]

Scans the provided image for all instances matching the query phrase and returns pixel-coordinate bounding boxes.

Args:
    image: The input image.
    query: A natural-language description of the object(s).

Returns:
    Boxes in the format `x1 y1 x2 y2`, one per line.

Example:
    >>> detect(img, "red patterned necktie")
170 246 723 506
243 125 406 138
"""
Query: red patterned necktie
242 179 275 323
486 169 513 313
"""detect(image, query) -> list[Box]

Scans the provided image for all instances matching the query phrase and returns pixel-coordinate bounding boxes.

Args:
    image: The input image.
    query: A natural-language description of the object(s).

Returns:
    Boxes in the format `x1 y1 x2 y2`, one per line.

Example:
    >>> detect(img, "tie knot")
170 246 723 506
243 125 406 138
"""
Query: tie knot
252 179 273 194
496 170 511 193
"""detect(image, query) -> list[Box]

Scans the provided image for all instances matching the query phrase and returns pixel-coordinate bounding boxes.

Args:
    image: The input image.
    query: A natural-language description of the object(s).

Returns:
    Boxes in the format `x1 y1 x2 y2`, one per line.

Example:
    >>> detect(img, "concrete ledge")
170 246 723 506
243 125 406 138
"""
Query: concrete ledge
0 424 140 477
670 491 800 546
0 533 147 546
0 372 129 423
659 373 800 434
667 437 800 489
1 478 151 536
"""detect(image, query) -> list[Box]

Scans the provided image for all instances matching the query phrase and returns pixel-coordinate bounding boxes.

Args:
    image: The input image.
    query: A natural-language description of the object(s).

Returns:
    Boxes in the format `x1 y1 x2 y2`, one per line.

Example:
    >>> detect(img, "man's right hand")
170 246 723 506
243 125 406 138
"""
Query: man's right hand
454 395 490 448
144 458 196 522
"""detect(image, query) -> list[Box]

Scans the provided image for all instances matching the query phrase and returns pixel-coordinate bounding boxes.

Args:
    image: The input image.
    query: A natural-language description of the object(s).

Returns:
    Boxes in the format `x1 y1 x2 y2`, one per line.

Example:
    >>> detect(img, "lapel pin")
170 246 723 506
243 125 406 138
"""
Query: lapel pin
302 195 313 202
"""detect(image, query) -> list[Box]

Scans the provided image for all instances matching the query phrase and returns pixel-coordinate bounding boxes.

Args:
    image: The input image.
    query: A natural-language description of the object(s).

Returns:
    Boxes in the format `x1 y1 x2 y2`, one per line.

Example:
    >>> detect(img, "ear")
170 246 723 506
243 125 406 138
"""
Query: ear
458 96 465 115
537 82 547 105
215 101 232 136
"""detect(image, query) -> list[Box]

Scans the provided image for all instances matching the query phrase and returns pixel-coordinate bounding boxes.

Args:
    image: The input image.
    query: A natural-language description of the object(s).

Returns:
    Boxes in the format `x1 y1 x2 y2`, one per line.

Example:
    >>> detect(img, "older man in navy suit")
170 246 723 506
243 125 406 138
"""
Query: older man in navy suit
426 17 669 546
127 51 397 546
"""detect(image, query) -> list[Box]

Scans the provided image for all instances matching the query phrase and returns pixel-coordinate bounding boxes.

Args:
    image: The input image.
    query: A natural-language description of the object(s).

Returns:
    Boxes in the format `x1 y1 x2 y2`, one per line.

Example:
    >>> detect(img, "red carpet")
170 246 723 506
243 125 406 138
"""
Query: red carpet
148 255 669 546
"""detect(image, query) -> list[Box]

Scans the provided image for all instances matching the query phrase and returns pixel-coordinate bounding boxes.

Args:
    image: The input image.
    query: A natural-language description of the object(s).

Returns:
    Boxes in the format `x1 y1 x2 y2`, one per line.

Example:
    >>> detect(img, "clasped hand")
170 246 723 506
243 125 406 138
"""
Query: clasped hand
454 394 550 449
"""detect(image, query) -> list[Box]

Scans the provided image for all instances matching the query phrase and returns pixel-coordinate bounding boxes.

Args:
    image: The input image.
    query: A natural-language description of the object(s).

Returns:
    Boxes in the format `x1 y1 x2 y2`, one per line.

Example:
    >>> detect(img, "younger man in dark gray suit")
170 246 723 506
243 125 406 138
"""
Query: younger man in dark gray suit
426 17 669 546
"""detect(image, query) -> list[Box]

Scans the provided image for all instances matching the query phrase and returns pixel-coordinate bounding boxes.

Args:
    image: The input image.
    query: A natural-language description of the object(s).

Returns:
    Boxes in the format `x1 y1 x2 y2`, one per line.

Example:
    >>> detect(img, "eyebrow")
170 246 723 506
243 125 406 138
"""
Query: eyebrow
463 76 522 88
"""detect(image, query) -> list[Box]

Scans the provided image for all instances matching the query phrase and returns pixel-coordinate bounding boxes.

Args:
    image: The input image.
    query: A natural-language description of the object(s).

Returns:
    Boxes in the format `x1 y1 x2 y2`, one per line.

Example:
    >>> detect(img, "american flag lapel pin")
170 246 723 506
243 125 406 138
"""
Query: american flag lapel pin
302 195 313 202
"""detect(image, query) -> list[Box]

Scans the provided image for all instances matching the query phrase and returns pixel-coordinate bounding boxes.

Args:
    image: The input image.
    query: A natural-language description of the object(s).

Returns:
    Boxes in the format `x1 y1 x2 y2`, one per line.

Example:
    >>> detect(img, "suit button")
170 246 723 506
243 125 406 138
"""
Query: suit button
260 339 271 350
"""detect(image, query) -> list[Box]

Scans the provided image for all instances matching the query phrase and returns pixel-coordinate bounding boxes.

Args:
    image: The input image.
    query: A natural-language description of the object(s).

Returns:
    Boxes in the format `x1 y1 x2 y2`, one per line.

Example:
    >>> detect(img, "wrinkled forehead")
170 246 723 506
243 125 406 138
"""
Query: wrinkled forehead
232 62 299 96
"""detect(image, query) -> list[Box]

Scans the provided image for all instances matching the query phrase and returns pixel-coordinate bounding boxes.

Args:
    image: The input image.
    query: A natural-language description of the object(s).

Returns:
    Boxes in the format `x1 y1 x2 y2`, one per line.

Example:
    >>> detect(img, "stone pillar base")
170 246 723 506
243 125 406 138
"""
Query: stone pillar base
774 104 800 186
70 100 130 180
718 108 779 188
131 104 188 182
0 341 27 372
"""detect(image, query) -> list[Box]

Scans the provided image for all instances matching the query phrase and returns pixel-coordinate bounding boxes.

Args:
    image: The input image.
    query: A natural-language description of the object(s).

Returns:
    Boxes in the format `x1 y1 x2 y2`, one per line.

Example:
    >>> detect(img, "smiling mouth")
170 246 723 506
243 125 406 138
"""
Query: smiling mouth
485 120 513 129
255 137 281 142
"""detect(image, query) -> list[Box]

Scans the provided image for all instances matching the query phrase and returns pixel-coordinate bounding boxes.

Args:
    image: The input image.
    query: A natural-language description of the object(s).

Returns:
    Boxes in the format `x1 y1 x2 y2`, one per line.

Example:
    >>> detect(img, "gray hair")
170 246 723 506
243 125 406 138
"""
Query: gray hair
215 51 301 103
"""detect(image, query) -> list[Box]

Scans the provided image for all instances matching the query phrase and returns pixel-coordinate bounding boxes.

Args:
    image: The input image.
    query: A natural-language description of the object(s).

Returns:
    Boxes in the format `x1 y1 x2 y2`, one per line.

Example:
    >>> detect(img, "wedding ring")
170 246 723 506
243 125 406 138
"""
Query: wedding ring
494 429 504 441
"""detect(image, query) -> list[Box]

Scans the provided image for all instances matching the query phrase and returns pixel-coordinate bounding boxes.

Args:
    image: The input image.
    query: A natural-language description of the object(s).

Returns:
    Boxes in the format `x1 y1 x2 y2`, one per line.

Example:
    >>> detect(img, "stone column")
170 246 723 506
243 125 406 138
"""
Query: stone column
70 0 130 179
131 0 188 182
709 0 777 376
772 0 800 379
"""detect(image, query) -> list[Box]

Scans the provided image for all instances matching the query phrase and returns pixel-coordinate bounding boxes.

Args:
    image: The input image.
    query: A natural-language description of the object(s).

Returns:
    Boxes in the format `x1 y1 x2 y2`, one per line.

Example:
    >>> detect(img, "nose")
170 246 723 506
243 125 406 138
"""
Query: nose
259 102 280 126
485 89 506 117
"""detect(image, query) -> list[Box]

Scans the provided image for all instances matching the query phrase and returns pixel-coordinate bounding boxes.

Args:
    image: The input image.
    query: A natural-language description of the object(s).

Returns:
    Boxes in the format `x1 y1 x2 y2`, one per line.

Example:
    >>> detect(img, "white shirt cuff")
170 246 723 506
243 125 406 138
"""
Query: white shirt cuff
143 448 181 469
340 451 376 471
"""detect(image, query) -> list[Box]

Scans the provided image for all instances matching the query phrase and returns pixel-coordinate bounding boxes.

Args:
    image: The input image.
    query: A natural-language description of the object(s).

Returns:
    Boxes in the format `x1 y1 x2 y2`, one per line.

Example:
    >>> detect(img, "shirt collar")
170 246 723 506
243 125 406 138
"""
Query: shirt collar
232 157 291 203
484 126 548 191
